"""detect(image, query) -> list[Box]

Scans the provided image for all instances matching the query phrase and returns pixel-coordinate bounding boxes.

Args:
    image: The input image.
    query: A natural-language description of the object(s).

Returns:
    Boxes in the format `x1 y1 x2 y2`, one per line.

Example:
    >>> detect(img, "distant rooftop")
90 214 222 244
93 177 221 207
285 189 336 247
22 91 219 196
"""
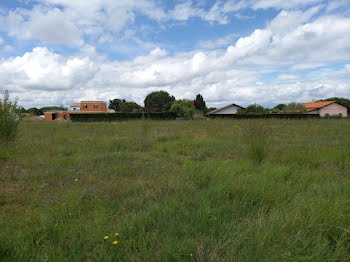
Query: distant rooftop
80 101 106 103
44 110 68 113
302 100 336 112
70 103 81 107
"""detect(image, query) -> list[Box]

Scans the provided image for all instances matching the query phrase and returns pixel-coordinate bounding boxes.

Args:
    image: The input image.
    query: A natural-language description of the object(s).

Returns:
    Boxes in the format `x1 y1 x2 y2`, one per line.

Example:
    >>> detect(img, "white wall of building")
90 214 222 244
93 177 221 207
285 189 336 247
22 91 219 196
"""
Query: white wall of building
212 105 240 114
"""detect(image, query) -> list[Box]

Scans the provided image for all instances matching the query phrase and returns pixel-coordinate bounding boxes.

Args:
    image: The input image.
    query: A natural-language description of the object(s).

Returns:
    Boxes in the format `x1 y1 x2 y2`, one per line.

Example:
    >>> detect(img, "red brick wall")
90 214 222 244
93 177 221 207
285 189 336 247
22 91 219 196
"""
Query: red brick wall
44 112 53 121
44 112 70 121
80 102 107 112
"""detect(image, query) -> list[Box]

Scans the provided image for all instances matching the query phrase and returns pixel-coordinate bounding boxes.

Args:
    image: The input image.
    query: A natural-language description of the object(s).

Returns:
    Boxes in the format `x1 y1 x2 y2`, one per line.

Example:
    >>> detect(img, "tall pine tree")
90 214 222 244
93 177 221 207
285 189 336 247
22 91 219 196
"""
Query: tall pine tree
193 94 207 112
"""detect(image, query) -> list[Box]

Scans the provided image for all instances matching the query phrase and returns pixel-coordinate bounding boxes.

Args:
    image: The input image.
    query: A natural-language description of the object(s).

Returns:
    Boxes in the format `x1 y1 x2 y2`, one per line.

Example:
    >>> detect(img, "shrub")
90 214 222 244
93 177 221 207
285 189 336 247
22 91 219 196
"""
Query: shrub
242 104 267 114
245 121 269 164
283 102 307 113
170 99 195 119
0 90 21 142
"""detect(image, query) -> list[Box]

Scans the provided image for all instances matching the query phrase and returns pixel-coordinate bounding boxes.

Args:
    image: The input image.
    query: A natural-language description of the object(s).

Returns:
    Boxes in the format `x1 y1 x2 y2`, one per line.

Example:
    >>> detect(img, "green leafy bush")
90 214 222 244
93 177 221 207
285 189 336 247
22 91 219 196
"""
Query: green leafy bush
120 102 142 113
242 104 267 114
283 102 307 113
170 99 195 119
0 90 20 142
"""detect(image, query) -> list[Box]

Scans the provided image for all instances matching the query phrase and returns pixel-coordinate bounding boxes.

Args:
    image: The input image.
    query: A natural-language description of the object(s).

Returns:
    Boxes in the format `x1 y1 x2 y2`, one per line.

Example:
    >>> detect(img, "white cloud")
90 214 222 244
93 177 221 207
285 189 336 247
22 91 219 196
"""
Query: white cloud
268 6 321 36
344 64 350 74
252 0 323 10
219 0 323 13
0 37 3 45
2 1 165 46
0 0 335 49
169 2 202 21
2 45 14 52
224 29 272 64
28 8 83 46
6 7 83 46
169 1 229 24
0 47 97 92
291 63 325 70
278 74 300 80
326 0 349 12
198 33 237 49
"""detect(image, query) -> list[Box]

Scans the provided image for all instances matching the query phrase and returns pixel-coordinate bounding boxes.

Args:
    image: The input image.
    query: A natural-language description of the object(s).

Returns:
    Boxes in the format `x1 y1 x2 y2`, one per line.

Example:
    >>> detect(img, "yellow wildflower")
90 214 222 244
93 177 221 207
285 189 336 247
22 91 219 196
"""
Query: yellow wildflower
115 233 119 236
190 253 193 256
74 178 78 182
112 241 118 245
104 236 109 240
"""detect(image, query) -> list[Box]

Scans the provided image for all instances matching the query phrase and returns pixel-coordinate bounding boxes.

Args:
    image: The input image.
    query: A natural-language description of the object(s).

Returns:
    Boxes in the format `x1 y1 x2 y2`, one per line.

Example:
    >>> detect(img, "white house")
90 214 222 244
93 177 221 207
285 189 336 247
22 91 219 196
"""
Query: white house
302 101 348 117
208 103 245 115
70 103 81 111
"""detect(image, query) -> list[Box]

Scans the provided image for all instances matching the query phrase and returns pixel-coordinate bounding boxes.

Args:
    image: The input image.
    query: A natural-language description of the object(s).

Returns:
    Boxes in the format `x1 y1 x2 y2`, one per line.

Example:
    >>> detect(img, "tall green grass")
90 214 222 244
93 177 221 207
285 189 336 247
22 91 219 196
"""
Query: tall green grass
0 119 349 261
245 121 269 164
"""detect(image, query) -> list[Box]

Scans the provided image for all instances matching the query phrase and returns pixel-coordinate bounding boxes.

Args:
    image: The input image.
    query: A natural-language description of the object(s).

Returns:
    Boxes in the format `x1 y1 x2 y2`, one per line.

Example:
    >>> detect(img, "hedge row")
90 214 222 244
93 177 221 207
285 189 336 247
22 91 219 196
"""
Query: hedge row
70 112 177 122
208 113 320 119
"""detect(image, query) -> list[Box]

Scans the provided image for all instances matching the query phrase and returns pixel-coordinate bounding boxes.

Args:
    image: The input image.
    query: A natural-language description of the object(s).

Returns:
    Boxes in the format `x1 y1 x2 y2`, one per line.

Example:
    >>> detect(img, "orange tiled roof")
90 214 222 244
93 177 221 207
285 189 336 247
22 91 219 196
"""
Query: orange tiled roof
302 101 336 112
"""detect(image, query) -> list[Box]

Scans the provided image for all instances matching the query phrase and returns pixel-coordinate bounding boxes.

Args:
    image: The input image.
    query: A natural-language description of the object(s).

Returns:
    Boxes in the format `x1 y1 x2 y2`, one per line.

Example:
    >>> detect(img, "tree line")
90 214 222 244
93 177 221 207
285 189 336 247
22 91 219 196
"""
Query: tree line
108 91 211 119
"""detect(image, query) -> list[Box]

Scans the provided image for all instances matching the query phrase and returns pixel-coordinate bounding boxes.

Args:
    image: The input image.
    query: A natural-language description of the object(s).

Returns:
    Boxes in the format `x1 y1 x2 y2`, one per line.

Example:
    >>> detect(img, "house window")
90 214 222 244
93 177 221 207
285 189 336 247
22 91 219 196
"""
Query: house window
94 105 99 109
83 105 88 109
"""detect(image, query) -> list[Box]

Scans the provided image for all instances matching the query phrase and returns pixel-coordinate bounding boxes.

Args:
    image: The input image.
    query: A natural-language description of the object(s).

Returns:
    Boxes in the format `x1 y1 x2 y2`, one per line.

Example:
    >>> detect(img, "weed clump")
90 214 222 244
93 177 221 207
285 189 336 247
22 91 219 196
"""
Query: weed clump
245 121 269 164
0 90 21 143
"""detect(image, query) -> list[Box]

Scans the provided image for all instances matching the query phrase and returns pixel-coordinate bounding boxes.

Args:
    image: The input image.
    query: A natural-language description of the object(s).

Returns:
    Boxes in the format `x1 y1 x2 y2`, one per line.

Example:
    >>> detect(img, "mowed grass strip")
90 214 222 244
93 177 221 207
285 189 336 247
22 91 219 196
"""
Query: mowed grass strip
0 119 349 261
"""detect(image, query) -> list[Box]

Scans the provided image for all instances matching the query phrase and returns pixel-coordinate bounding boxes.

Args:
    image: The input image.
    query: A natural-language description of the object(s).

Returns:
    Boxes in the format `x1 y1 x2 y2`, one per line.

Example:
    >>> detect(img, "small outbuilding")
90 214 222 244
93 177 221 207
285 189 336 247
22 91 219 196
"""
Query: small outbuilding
207 103 245 115
302 101 348 117
44 111 70 121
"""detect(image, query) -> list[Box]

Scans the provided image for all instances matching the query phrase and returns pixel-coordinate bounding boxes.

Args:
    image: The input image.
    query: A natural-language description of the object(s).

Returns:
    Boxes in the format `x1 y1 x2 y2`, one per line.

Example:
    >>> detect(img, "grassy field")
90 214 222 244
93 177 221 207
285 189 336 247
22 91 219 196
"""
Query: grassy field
0 119 349 261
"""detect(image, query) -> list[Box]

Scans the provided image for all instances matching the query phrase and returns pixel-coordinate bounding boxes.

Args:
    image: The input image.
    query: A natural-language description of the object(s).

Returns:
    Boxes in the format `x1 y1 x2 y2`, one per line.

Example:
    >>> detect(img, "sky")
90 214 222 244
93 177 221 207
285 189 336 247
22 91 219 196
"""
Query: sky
0 0 350 109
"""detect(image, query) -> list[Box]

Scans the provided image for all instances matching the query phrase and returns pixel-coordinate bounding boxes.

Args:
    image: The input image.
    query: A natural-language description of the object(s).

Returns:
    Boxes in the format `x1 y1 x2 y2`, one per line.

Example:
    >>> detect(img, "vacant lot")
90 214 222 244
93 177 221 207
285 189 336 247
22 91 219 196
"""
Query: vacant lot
1 119 349 261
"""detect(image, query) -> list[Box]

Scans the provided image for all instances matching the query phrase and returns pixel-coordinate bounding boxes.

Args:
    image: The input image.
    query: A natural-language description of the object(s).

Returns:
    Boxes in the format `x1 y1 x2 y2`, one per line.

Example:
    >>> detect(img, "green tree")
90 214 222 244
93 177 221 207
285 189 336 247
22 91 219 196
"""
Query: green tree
27 107 43 116
0 90 20 142
40 106 67 112
274 104 286 111
108 98 126 112
324 97 350 107
144 91 175 112
193 94 207 112
283 102 307 113
170 99 195 119
120 102 142 113
244 104 266 114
